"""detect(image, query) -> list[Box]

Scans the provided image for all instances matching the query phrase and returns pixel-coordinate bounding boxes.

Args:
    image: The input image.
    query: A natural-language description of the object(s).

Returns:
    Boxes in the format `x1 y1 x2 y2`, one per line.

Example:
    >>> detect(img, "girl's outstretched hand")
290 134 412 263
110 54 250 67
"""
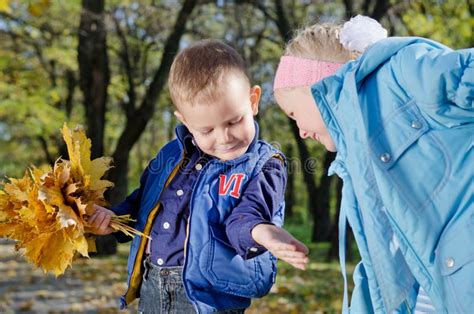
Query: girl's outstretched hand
251 224 309 270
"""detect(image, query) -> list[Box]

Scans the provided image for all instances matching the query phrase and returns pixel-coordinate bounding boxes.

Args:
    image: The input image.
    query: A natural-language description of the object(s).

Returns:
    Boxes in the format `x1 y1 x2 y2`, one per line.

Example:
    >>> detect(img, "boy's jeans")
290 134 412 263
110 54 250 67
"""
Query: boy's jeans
138 257 245 314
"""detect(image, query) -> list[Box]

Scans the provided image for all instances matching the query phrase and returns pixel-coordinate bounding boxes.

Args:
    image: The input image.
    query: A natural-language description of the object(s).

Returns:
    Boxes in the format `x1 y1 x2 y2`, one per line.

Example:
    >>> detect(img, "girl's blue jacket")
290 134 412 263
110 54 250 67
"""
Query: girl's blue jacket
313 37 473 313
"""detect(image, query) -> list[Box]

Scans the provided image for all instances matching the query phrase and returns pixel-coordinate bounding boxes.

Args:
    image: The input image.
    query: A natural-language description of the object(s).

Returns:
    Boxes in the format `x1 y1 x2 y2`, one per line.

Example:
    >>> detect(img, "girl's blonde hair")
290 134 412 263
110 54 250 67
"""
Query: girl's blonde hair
285 23 360 63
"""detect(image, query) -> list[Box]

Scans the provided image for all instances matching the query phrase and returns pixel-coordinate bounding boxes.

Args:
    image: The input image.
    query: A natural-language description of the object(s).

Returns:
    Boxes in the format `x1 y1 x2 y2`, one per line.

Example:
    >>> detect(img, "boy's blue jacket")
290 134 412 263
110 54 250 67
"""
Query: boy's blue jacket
312 37 473 313
113 124 285 313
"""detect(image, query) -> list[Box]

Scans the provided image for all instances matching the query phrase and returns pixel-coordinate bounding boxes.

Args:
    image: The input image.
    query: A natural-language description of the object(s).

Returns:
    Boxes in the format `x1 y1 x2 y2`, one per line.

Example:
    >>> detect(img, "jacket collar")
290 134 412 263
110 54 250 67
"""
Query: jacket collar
354 37 448 83
310 37 446 162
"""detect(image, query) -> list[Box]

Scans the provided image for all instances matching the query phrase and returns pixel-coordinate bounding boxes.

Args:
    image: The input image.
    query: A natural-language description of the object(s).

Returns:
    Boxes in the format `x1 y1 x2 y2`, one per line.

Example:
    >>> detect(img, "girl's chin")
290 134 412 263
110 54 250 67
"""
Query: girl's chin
322 140 337 152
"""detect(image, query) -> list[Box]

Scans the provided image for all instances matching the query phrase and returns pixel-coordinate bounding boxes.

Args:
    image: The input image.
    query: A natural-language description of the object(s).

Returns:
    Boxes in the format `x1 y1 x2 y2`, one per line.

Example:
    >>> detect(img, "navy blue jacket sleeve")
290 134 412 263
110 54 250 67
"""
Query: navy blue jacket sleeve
110 163 150 243
224 157 287 259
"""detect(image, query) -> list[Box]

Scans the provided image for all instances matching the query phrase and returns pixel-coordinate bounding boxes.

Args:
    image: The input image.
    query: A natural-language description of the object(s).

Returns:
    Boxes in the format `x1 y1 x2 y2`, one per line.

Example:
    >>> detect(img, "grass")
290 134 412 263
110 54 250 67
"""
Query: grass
250 218 357 313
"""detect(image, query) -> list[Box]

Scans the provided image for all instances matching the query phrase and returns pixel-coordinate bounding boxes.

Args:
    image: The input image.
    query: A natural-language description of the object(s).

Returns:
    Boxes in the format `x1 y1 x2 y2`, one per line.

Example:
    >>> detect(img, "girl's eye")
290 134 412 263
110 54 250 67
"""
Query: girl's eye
229 117 243 125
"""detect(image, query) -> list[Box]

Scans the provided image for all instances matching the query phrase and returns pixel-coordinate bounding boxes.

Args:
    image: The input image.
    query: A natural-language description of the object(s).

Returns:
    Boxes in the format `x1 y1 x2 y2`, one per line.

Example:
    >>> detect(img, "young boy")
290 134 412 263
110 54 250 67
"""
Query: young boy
88 40 309 313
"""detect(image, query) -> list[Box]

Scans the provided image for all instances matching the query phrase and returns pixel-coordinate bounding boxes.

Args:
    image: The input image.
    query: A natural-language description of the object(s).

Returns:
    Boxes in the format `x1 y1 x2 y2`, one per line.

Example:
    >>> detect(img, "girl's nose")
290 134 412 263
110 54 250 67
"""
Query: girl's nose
299 129 309 139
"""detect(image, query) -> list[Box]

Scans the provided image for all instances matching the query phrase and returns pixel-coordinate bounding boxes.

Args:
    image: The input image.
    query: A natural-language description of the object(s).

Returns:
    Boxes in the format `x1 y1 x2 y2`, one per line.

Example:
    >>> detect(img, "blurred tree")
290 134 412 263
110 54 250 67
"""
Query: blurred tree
242 0 335 242
78 0 109 159
232 0 416 245
0 0 470 261
0 0 80 177
104 0 199 205
77 0 113 254
400 0 473 48
0 0 199 254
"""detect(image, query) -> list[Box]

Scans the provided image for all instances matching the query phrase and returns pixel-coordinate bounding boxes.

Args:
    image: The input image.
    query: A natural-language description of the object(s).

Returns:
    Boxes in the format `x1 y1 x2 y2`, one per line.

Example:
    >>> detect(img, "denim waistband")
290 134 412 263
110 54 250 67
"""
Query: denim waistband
144 256 183 278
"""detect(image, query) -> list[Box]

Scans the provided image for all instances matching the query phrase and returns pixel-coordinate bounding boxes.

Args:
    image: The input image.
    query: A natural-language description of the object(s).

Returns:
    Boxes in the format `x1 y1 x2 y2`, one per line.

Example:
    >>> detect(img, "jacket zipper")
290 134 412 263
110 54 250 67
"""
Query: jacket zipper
123 153 184 306
182 159 214 313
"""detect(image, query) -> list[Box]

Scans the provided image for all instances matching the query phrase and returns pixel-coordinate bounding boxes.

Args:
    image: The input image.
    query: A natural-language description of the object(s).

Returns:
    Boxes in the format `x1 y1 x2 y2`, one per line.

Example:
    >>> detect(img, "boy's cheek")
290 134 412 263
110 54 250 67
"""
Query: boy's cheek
192 136 211 152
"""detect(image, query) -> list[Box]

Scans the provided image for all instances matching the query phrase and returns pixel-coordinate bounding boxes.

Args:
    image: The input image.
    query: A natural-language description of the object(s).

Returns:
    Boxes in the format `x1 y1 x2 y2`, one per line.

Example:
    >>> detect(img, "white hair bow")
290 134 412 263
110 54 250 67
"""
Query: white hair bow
340 15 388 53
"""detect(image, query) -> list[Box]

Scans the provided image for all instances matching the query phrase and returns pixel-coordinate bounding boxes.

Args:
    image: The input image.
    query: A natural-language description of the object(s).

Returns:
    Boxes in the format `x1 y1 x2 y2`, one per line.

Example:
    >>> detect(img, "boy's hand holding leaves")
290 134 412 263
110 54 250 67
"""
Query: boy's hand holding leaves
0 124 146 276
85 204 115 235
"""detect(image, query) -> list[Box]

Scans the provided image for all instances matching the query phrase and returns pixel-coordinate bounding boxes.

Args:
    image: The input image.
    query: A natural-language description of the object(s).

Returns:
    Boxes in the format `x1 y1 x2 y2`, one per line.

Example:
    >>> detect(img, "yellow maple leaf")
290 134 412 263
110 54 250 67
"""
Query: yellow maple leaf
24 228 76 276
89 157 114 191
61 124 92 182
72 196 87 217
86 235 97 253
0 123 147 276
54 160 71 188
3 172 32 203
73 234 89 257
0 190 15 222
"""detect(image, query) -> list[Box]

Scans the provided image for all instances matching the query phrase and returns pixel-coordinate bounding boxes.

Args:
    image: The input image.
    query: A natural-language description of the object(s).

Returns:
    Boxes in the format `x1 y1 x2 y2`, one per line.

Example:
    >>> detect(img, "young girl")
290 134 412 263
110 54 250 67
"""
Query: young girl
273 15 473 314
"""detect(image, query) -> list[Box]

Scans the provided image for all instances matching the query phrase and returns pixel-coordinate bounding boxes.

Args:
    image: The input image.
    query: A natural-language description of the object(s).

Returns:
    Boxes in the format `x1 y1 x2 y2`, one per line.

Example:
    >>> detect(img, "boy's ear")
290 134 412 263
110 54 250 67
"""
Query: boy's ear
250 85 261 116
174 110 187 126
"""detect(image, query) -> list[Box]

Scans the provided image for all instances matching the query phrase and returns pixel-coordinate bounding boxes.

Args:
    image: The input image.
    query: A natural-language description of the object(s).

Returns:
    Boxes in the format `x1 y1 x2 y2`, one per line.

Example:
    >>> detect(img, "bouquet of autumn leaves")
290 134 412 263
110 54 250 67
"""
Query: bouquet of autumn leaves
0 124 146 276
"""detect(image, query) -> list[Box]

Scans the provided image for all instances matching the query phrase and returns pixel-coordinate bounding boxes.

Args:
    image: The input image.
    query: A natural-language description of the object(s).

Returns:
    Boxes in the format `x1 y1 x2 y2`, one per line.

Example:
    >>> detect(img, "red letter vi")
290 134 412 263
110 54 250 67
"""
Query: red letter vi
218 173 245 198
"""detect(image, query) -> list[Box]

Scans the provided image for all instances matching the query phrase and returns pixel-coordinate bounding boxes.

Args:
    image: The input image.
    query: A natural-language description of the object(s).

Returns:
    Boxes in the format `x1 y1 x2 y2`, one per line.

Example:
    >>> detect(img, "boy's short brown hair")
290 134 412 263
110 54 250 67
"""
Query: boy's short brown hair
168 40 249 106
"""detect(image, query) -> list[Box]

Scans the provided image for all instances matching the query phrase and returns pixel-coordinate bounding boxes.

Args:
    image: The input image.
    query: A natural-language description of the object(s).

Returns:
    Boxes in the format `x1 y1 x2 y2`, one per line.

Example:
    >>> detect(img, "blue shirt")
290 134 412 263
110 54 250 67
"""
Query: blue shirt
149 134 286 267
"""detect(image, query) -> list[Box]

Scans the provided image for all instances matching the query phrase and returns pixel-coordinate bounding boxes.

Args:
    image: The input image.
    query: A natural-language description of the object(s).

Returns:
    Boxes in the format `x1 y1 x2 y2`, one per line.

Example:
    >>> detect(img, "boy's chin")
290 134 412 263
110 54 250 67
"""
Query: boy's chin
213 145 248 161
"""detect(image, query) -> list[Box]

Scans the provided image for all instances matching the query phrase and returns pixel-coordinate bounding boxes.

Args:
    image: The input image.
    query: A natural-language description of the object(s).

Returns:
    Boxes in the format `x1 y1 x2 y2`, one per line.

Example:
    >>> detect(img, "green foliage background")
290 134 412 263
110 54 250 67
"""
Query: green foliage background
0 0 471 312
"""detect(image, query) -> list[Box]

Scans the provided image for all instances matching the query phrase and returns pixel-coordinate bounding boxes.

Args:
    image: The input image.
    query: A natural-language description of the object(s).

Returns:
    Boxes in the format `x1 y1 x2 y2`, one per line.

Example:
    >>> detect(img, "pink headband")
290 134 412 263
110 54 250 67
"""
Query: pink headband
273 56 344 90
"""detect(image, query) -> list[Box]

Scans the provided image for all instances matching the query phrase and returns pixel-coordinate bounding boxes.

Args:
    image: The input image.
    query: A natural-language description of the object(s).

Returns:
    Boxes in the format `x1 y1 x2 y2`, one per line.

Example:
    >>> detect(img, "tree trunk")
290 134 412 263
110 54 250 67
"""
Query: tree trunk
272 1 325 240
78 0 109 159
312 151 336 242
108 147 130 206
77 0 115 255
78 0 115 256
107 0 199 205
287 121 319 224
326 176 342 261
284 143 295 218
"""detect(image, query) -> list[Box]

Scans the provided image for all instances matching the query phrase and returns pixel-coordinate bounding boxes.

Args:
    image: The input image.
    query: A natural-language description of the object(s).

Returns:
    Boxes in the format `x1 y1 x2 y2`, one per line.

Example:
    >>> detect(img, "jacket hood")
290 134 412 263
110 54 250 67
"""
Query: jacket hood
310 37 450 157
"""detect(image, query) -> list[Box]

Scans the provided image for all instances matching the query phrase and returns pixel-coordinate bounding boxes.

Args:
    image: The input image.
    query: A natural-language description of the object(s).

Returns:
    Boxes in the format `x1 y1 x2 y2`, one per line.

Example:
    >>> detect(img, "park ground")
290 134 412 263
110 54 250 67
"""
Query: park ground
0 224 354 314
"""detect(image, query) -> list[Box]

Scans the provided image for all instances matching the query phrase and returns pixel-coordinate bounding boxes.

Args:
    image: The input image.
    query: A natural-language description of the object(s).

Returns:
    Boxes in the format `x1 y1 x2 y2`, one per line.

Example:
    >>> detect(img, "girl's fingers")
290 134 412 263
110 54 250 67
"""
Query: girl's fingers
284 260 307 270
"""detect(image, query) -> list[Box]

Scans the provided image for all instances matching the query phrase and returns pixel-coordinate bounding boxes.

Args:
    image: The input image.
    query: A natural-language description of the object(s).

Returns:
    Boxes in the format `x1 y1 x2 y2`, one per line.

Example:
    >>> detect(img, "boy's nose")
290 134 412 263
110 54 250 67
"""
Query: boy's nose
299 130 309 139
221 127 232 142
